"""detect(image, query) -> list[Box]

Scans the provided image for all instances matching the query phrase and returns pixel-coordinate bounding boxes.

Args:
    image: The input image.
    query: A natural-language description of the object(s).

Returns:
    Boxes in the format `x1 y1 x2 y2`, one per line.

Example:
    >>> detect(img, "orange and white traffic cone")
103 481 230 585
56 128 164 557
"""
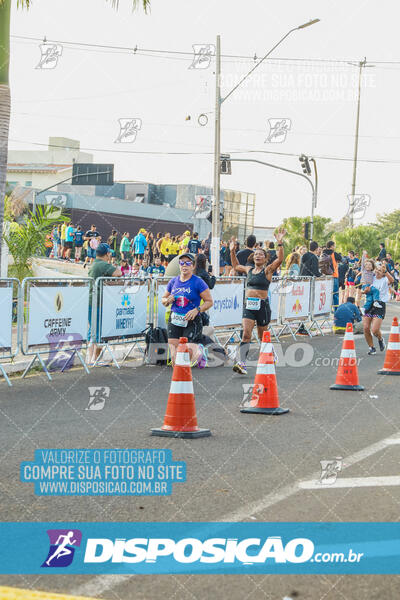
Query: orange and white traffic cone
330 322 364 391
151 337 211 438
378 317 400 375
240 331 289 415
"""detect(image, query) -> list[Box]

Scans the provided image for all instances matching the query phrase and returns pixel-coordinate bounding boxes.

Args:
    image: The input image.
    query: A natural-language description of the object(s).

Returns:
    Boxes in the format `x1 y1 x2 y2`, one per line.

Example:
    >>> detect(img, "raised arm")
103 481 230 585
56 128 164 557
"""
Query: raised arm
229 237 250 275
266 228 287 275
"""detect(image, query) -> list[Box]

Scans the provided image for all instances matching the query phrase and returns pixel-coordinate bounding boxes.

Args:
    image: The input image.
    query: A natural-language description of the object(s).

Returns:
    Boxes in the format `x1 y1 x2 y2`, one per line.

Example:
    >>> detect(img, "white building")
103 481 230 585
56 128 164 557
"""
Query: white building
7 137 93 191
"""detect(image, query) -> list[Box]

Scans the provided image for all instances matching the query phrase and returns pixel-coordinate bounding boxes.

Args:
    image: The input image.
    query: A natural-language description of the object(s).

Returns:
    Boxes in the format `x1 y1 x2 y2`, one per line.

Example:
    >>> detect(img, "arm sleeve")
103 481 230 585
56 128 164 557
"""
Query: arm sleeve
197 277 209 294
166 278 174 293
312 255 321 277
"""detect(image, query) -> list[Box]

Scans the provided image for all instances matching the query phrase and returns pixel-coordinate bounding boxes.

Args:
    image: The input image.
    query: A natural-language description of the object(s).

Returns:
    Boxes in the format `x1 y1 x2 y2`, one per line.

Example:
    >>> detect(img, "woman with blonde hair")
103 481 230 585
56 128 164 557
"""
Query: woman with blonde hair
287 252 301 277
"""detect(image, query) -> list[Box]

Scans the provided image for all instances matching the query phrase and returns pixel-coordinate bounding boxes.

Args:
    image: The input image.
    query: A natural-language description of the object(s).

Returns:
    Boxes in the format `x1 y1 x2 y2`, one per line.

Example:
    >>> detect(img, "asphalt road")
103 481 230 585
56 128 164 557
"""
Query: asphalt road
1 304 400 599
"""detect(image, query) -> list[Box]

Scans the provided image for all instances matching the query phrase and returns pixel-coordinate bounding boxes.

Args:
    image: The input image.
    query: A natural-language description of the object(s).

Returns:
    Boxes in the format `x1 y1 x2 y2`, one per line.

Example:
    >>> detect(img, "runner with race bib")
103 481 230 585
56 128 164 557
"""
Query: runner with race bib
230 228 287 375
161 252 213 367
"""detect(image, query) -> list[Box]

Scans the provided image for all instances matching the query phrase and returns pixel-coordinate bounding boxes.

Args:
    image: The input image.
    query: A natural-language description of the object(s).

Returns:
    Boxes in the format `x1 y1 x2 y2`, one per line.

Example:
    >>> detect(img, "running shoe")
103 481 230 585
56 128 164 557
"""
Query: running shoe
196 344 208 369
367 346 377 355
233 361 247 375
378 338 386 352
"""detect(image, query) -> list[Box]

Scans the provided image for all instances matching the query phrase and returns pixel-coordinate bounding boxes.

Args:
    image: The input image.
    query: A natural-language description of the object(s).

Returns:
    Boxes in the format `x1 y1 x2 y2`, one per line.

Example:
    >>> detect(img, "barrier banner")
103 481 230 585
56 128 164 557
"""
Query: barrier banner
100 282 148 340
209 280 244 327
27 285 89 347
313 278 334 316
283 279 311 320
157 283 168 327
268 279 280 322
0 285 13 350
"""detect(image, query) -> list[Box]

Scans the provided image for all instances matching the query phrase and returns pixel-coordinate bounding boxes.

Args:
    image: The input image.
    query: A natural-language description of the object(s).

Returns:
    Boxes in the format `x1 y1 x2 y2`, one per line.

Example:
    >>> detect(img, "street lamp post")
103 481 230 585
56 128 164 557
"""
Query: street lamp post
211 19 320 272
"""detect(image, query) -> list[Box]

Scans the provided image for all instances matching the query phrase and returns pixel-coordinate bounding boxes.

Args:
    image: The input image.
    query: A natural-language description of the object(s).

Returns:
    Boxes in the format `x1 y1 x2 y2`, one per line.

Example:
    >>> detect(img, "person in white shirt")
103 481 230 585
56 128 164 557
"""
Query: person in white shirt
363 263 394 355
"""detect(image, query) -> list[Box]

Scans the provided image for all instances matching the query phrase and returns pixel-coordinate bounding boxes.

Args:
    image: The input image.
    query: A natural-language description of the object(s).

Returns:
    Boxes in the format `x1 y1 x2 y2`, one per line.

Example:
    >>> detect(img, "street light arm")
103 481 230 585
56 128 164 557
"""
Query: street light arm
221 28 298 104
229 157 315 195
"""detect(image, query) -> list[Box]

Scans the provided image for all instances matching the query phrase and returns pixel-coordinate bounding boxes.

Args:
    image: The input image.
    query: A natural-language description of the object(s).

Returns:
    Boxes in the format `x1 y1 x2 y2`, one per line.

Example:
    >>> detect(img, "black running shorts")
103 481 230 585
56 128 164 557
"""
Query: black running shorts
242 298 271 326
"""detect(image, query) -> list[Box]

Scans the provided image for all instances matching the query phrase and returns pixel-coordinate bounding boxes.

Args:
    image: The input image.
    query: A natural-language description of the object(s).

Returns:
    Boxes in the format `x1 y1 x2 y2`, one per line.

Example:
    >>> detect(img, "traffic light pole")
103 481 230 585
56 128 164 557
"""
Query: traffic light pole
229 157 316 240
211 20 320 273
211 35 221 275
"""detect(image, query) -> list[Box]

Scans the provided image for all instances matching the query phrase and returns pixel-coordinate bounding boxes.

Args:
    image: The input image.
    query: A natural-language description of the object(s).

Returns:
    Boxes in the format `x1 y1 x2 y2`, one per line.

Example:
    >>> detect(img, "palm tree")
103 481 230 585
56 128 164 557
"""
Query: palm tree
0 0 150 272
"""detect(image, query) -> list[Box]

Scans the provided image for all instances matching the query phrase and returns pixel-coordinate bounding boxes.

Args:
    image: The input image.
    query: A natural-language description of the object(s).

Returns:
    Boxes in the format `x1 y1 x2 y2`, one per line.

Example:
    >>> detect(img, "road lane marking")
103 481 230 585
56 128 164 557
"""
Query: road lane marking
299 476 400 489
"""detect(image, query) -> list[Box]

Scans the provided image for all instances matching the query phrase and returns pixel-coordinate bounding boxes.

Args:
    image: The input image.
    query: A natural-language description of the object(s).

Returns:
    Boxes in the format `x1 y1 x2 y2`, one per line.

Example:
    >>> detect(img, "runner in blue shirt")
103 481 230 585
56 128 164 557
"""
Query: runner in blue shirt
64 222 75 260
161 252 213 367
73 226 84 263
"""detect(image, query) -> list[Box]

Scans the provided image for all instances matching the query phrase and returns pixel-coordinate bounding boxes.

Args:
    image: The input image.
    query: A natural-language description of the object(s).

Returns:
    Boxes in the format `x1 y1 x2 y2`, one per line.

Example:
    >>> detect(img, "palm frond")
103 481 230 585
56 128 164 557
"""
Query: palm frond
107 0 150 13
16 0 31 8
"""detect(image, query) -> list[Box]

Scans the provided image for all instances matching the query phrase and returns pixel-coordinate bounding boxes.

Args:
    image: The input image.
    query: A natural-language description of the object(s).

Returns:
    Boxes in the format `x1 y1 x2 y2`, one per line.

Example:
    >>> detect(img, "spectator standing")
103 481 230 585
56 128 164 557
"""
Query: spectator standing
322 241 342 311
158 232 171 265
236 234 256 268
300 241 321 277
60 220 68 259
107 230 118 260
87 243 122 365
377 242 387 261
168 236 179 262
64 222 75 261
132 228 148 265
188 232 202 255
180 230 191 252
83 224 101 268
119 232 131 261
73 225 84 263
287 252 301 276
50 225 60 258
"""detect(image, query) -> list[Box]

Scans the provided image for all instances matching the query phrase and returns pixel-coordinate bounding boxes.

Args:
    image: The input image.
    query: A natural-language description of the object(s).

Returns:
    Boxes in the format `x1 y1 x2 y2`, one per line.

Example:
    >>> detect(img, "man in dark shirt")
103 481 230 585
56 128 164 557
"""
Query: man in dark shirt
377 242 387 261
235 234 256 267
300 241 321 277
188 232 202 255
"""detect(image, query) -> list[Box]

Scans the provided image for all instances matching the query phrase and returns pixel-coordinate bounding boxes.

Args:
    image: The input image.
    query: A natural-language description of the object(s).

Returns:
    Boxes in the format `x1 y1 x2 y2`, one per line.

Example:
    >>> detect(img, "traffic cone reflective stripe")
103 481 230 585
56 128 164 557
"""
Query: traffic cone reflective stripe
378 317 400 375
330 322 364 391
151 337 211 438
241 331 289 415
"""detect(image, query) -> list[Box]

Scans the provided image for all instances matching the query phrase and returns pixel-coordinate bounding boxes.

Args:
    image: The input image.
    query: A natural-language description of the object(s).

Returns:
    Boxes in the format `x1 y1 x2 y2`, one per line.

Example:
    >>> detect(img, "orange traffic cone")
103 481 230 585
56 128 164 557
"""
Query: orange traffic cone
330 322 364 391
151 337 211 438
240 331 289 415
378 317 400 375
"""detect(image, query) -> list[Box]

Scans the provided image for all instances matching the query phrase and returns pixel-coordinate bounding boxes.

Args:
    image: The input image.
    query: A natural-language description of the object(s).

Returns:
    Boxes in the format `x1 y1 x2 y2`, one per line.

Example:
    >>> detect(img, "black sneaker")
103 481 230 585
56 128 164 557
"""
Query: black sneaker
368 346 377 355
378 338 385 352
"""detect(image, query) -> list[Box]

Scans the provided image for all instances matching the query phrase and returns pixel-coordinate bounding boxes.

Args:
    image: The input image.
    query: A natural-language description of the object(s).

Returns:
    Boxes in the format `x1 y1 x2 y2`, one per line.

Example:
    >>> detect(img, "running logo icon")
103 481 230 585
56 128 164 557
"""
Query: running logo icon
86 387 110 411
41 529 82 567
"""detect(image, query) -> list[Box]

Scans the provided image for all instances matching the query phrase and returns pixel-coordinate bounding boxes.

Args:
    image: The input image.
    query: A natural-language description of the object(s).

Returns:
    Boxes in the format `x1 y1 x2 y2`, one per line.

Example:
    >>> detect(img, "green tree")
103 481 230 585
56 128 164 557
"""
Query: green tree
0 0 150 272
4 204 64 280
372 209 400 240
334 225 380 258
277 215 332 250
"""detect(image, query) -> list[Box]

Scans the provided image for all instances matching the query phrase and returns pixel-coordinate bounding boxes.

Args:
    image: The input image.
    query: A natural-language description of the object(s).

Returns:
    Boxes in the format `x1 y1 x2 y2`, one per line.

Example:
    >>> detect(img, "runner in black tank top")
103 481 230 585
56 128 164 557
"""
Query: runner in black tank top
229 228 287 375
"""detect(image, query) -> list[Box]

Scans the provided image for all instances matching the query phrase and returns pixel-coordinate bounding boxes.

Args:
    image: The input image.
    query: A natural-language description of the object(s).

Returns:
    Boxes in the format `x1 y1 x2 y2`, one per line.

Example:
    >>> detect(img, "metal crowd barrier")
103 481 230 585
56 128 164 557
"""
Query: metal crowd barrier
0 274 335 384
92 276 150 368
0 278 20 386
20 277 92 380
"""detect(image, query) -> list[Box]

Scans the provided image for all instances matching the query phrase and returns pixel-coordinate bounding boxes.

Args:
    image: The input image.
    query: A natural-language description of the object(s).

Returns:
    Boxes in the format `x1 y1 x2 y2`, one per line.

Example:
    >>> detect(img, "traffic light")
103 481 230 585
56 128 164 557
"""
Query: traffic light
299 154 311 175
303 221 311 240
220 154 231 175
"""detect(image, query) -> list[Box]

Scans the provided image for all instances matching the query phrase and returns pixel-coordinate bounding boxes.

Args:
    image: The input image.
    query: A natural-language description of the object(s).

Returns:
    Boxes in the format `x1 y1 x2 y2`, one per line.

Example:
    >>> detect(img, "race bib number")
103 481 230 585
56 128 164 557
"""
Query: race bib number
171 312 188 327
246 297 261 311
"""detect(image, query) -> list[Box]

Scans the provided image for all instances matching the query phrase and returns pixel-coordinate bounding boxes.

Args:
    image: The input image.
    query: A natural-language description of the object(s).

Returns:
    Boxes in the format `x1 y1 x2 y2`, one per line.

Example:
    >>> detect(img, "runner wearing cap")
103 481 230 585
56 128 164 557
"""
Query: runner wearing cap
161 252 213 368
229 228 287 375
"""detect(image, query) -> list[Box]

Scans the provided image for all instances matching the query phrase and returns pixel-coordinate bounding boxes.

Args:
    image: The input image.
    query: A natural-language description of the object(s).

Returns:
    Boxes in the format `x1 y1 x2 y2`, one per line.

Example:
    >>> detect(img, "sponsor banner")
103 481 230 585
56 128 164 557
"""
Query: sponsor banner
100 283 148 340
313 278 334 316
283 280 311 320
27 285 89 347
268 280 280 322
0 286 13 350
1 523 400 574
157 283 168 327
209 281 244 327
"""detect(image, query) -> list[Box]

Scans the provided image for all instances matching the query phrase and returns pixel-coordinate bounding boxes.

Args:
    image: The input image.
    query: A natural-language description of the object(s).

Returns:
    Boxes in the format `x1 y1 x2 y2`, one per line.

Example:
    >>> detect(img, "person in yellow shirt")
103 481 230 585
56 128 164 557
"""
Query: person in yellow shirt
158 232 171 265
168 236 179 262
179 230 191 252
